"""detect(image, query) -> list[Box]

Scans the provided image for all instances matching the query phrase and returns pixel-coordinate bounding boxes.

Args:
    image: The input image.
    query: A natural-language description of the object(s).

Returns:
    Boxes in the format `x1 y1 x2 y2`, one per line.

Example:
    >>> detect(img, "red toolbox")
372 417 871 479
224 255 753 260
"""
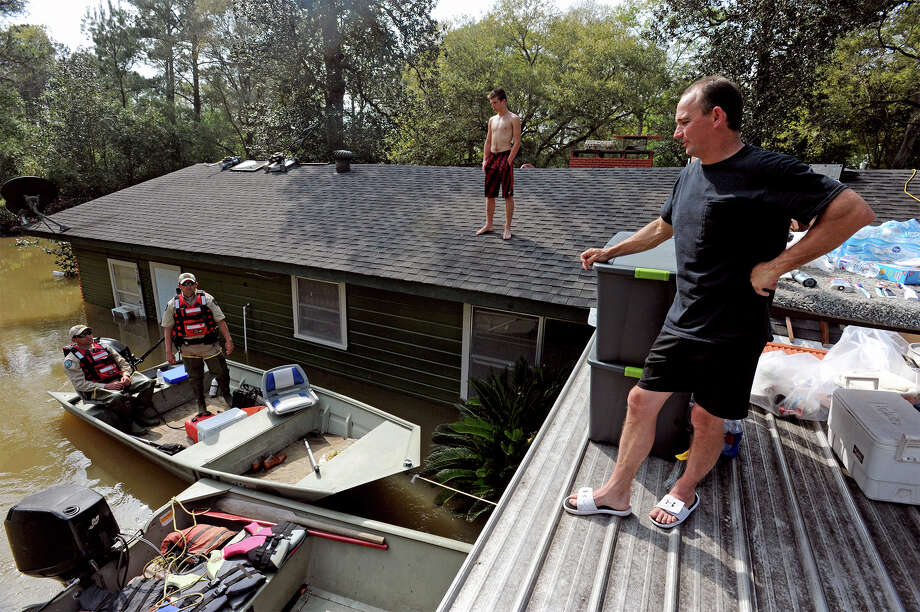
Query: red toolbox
185 413 215 443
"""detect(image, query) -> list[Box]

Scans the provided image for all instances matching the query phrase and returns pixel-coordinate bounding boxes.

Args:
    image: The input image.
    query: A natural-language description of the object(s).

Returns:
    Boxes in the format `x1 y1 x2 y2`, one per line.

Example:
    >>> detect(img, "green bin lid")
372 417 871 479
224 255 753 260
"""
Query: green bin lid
593 231 677 281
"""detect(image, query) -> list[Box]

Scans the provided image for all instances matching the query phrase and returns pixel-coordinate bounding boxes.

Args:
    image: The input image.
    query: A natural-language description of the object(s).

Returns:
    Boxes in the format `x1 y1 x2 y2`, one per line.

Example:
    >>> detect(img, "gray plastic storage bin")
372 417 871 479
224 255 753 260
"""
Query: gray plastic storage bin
588 346 691 459
594 231 677 364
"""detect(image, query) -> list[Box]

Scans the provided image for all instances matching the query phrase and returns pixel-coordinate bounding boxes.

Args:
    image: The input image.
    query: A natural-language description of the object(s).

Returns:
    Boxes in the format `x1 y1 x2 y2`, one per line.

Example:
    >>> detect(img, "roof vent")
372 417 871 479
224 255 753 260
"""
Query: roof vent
333 150 353 173
265 152 297 173
216 156 240 171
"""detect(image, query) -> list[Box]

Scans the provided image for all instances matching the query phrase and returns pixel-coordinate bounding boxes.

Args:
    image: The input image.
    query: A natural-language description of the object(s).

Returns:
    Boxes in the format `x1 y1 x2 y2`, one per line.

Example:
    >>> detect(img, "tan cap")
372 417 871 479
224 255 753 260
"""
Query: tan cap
69 324 91 338
178 272 197 284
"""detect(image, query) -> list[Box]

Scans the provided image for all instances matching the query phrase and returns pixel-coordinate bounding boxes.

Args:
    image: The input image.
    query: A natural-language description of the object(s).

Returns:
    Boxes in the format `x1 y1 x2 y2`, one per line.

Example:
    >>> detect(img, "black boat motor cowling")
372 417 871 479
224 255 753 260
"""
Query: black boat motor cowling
4 485 119 582
98 337 138 368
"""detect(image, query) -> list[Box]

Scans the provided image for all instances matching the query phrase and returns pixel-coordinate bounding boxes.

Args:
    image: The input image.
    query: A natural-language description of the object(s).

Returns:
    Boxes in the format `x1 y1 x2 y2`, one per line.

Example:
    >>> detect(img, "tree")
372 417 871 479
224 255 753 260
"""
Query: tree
422 358 566 521
0 0 26 17
202 0 437 160
390 0 674 167
653 0 897 151
874 1 920 166
0 23 57 179
773 2 920 167
84 1 144 108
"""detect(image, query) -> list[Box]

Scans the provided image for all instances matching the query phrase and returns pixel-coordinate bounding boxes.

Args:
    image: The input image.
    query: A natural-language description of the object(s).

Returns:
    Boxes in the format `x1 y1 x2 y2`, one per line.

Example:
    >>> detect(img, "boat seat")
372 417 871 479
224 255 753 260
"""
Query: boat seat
261 364 318 415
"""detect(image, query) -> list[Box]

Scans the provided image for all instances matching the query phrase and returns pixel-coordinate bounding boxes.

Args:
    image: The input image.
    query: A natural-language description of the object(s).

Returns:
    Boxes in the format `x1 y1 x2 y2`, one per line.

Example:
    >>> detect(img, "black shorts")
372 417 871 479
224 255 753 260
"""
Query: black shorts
484 150 514 198
636 330 766 420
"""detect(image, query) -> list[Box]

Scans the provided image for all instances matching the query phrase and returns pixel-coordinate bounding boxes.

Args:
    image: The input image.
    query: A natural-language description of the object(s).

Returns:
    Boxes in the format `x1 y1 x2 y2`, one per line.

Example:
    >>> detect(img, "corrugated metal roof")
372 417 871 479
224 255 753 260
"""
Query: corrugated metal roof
440 337 920 611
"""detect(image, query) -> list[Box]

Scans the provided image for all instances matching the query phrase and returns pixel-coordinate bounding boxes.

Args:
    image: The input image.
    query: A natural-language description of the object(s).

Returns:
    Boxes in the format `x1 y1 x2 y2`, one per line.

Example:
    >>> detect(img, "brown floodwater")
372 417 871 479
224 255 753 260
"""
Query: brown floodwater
0 237 482 609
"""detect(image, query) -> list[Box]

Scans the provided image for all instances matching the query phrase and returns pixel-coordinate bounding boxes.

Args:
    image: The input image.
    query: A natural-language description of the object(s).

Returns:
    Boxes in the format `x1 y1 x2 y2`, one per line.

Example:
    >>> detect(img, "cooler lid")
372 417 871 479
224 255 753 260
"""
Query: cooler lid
594 231 677 280
834 389 920 446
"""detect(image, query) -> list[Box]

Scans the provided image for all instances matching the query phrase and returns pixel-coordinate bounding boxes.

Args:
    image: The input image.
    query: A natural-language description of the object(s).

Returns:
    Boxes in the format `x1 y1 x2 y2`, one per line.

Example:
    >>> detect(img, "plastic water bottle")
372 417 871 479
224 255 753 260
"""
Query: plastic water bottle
842 259 881 278
722 420 744 458
209 378 219 397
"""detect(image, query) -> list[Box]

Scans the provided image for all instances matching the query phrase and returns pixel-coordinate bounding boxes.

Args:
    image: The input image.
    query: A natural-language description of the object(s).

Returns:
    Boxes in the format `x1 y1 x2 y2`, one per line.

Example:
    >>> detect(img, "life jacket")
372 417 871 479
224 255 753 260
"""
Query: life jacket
160 523 236 557
171 290 219 346
223 521 306 572
63 342 121 383
113 558 264 612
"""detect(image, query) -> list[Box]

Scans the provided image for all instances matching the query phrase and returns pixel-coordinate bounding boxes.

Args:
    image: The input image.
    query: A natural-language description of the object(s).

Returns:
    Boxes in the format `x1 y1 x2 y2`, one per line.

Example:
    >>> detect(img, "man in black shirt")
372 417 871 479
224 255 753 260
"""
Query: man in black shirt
566 76 874 528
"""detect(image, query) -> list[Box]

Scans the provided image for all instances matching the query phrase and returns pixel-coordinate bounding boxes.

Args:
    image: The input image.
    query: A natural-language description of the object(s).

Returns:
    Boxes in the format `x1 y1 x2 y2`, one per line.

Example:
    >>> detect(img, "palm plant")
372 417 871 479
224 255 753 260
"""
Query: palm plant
422 357 567 521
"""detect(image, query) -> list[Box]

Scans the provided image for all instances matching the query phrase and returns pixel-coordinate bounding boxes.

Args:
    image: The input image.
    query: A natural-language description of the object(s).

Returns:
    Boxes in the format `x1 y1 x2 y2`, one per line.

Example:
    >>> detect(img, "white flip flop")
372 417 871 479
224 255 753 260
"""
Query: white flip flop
562 487 632 517
650 492 700 529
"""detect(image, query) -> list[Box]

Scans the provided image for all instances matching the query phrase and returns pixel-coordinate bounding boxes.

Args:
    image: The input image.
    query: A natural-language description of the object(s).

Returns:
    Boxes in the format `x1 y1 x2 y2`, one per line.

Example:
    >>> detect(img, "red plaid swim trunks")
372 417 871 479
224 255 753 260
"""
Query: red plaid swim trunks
484 150 514 198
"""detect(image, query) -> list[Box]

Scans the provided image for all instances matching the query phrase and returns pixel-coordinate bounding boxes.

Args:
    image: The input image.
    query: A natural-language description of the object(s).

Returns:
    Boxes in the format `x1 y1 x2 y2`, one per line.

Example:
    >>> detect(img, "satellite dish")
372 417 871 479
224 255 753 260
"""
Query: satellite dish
0 176 68 233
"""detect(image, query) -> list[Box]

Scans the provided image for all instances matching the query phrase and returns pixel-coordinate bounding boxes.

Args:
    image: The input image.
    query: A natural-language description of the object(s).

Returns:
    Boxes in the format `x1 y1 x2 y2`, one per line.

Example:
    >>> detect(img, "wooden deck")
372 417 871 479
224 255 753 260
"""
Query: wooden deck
439 337 920 611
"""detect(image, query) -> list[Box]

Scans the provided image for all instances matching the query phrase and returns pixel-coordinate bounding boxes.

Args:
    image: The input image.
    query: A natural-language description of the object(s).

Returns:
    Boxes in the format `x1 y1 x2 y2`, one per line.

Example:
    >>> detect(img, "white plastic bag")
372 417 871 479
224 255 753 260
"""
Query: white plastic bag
750 350 830 419
751 326 920 420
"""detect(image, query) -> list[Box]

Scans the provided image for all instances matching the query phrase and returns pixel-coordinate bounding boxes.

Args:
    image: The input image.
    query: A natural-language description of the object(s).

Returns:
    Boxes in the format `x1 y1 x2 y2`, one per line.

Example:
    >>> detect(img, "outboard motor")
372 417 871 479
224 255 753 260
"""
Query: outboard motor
4 485 119 583
98 336 138 368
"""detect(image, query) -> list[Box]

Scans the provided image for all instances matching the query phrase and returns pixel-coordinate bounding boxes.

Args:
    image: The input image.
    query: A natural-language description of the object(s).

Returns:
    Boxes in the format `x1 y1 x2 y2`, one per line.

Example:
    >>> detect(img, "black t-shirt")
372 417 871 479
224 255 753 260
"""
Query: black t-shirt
659 144 846 344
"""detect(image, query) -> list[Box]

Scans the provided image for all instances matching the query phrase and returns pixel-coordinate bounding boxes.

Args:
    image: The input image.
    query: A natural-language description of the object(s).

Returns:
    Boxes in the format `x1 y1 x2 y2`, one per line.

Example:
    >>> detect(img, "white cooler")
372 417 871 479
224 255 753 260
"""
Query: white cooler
828 389 920 504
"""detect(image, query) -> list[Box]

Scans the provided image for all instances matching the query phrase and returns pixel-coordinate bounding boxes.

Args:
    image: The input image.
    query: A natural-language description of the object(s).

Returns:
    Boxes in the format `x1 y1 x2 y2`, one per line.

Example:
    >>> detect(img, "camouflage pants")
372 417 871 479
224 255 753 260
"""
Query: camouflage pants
84 372 156 425
180 344 231 408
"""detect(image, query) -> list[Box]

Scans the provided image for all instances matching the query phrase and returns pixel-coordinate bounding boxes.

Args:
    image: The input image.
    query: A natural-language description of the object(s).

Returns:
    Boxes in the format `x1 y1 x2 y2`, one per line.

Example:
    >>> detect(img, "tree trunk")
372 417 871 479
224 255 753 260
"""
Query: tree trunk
165 46 176 124
893 92 920 168
321 0 345 154
192 35 201 123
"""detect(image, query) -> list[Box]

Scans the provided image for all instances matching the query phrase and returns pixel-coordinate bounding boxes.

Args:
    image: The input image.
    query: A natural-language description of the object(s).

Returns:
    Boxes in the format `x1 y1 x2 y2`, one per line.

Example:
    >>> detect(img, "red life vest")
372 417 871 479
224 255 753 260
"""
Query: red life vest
63 342 122 382
171 290 219 345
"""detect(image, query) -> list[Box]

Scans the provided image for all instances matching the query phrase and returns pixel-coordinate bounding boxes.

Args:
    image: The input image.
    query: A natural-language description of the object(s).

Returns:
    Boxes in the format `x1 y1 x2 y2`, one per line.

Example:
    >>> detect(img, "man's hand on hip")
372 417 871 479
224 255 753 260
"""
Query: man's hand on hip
750 261 780 296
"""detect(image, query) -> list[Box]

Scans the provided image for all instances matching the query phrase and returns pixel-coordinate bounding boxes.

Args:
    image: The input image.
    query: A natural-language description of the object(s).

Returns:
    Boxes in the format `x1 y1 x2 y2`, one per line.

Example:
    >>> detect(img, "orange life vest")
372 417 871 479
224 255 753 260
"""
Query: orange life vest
63 342 122 382
171 290 219 345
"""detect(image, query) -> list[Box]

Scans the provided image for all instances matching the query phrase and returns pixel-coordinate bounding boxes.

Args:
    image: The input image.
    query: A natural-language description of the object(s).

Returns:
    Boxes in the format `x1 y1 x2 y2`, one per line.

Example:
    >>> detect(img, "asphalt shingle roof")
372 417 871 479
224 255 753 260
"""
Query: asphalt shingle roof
37 164 919 311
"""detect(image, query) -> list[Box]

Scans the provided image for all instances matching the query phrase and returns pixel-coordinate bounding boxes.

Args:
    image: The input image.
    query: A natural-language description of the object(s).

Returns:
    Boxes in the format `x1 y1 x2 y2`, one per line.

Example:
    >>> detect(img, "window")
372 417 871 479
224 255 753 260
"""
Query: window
291 276 347 349
461 305 543 398
107 258 146 317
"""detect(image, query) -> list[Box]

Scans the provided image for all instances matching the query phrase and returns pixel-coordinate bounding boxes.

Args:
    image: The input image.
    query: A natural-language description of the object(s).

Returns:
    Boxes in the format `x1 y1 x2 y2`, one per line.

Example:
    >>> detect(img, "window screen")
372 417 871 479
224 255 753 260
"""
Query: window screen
294 276 345 347
469 307 539 382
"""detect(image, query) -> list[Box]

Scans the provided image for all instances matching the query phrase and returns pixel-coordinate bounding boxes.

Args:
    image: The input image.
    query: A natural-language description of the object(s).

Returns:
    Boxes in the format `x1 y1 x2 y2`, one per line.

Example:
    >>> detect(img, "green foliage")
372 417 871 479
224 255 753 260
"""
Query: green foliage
390 0 674 167
423 357 566 521
13 238 77 276
42 240 78 277
653 0 895 152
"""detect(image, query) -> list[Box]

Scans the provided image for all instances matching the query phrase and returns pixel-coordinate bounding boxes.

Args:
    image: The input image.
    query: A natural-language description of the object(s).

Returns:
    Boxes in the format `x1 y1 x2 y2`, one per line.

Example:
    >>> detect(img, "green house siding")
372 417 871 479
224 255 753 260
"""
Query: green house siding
71 246 155 310
72 244 464 404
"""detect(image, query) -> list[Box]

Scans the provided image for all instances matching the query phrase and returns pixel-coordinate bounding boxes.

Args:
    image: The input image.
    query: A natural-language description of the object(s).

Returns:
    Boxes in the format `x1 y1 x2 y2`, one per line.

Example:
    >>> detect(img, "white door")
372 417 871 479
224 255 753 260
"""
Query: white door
107 258 146 317
149 262 181 323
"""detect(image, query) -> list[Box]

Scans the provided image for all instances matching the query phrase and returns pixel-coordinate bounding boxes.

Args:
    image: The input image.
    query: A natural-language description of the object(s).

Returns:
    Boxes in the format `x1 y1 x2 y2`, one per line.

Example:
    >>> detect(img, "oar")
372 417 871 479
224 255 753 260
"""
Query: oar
218 497 387 547
199 510 387 550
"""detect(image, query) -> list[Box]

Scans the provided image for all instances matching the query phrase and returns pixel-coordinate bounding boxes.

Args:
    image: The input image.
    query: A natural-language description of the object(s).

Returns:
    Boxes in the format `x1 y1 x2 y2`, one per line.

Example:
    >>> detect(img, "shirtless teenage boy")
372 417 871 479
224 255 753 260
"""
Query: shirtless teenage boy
477 88 521 240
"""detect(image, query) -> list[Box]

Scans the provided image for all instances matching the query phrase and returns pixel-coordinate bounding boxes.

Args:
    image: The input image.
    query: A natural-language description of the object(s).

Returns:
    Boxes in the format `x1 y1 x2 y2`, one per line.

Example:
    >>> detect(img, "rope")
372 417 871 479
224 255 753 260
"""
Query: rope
903 169 920 203
411 474 497 506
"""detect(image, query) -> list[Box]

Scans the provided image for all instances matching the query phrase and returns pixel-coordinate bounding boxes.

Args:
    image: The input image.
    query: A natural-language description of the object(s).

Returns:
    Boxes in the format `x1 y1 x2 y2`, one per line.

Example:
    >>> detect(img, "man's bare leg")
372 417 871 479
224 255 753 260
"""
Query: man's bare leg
477 197 496 235
503 196 514 239
568 386 672 511
649 404 723 525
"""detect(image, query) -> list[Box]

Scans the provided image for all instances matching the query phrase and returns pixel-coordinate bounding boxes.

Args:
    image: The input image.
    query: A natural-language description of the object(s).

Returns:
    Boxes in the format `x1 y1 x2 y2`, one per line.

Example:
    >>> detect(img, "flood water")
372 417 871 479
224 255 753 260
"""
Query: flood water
0 237 483 609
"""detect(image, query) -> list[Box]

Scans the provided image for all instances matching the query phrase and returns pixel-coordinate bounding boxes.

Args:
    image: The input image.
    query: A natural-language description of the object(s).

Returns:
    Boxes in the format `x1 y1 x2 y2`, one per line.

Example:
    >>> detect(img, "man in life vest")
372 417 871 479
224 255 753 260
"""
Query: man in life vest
162 272 234 415
62 324 159 435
